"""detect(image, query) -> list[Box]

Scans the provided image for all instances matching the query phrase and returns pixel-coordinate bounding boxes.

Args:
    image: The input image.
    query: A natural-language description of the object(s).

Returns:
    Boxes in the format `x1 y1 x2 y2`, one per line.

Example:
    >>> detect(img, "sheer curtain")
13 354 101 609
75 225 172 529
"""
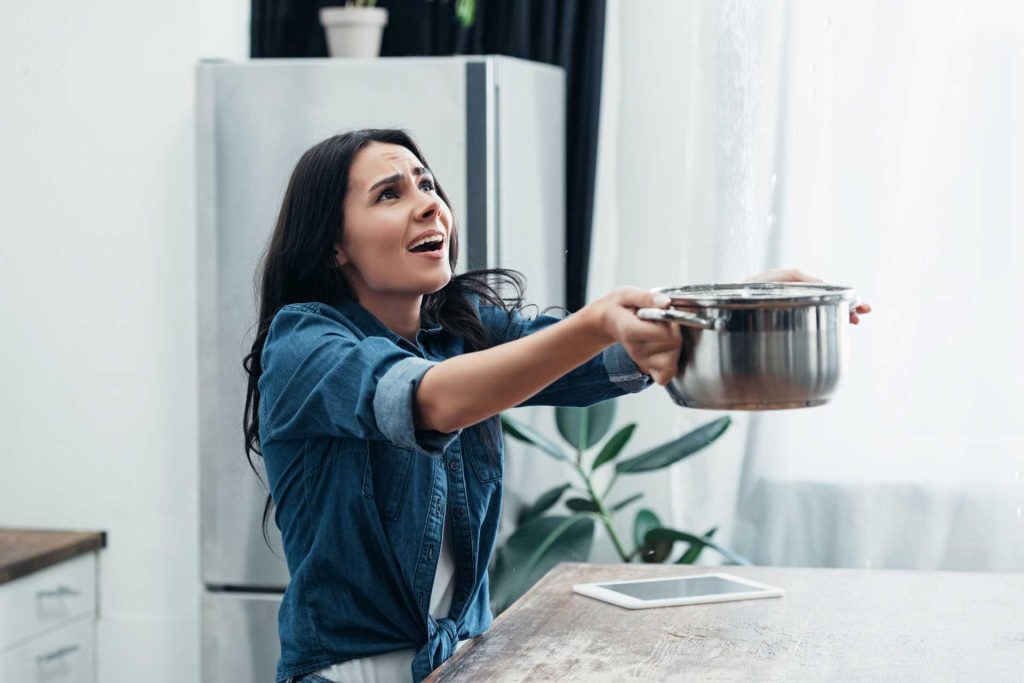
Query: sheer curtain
587 0 786 562
595 0 1024 570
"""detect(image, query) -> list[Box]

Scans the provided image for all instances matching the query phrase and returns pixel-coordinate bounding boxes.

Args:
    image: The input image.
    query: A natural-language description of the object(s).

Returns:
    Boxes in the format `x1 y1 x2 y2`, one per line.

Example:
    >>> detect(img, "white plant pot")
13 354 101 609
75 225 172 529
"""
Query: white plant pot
319 7 388 58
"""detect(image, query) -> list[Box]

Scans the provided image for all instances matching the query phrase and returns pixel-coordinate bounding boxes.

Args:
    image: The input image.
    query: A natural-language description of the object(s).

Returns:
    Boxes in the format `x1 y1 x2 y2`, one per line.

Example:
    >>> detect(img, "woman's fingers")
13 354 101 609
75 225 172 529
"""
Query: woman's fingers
623 321 666 347
625 309 682 345
849 302 872 324
613 286 671 310
743 268 825 284
645 347 682 385
628 328 684 385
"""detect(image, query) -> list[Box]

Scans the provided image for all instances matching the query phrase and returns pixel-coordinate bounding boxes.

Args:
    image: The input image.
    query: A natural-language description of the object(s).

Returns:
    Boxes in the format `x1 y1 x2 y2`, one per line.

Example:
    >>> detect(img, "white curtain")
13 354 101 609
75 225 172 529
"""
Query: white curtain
594 0 1024 570
588 0 786 562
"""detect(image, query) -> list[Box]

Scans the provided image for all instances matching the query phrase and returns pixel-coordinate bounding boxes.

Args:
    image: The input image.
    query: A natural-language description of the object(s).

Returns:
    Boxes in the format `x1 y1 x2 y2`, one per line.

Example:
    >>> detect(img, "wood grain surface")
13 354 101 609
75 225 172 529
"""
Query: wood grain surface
427 562 1024 681
0 528 105 585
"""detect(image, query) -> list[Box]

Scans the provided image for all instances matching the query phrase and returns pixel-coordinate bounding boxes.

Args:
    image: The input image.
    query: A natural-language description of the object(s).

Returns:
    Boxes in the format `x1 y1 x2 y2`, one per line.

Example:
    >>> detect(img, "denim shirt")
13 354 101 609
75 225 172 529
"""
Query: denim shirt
258 296 653 682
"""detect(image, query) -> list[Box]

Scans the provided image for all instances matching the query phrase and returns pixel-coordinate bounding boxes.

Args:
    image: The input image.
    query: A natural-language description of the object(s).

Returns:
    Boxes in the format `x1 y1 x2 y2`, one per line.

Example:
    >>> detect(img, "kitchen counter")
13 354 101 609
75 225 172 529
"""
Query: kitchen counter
427 562 1024 681
0 528 106 585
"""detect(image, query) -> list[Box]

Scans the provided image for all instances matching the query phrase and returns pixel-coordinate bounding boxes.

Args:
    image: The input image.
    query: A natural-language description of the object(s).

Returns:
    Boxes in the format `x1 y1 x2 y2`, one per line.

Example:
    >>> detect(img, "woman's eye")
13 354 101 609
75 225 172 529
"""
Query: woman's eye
376 179 433 202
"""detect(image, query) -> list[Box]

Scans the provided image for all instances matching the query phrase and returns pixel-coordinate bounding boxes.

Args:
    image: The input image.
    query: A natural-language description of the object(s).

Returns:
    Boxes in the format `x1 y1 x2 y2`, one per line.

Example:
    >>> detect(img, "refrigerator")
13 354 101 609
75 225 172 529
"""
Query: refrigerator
196 56 565 680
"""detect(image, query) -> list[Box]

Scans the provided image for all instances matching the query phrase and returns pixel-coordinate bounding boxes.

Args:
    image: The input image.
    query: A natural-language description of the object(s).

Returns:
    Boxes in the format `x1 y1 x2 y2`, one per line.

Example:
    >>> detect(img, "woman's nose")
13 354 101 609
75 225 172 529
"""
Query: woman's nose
418 196 442 221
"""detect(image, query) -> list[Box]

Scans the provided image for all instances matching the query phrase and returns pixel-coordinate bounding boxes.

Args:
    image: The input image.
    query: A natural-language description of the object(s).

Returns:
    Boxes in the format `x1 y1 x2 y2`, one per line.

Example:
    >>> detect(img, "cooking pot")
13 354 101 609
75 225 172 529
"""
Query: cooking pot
636 283 860 410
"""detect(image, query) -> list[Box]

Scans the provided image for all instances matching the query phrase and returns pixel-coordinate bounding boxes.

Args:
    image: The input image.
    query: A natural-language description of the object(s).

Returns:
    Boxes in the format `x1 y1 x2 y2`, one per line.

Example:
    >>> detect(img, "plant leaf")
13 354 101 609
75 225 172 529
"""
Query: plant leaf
677 526 717 564
637 518 674 563
490 515 594 613
616 416 731 474
500 414 569 462
555 400 616 450
455 0 476 27
517 483 571 525
565 497 599 513
644 527 752 566
632 508 662 552
610 492 643 512
591 423 636 471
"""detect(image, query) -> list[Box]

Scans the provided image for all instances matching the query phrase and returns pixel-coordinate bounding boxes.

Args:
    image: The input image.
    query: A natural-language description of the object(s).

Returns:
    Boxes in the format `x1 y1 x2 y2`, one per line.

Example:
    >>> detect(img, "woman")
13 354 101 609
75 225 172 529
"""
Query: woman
243 129 869 683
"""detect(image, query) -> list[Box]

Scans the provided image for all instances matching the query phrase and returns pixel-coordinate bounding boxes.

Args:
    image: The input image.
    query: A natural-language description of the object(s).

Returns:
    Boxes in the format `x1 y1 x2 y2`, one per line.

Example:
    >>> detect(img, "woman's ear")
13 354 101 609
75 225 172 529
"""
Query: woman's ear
333 243 349 267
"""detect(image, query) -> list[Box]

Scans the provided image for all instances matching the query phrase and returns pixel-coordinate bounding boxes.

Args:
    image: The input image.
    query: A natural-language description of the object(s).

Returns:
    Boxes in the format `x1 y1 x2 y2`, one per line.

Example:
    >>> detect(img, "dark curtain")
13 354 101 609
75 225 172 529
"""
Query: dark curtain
251 0 606 312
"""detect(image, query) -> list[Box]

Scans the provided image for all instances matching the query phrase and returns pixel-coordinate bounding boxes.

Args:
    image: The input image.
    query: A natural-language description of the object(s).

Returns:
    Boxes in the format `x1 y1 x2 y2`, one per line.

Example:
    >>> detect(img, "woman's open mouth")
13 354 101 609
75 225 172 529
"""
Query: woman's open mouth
407 236 446 260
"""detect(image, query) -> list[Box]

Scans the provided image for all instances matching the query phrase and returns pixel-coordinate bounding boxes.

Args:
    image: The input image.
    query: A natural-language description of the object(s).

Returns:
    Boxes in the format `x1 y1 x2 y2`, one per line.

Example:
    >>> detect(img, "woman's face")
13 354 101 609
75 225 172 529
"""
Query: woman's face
336 142 453 300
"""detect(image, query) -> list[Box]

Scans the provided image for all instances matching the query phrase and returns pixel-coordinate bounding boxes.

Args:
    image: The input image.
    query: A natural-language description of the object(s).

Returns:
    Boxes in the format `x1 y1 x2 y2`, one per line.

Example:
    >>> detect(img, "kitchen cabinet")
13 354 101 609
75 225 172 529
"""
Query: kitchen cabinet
0 530 105 683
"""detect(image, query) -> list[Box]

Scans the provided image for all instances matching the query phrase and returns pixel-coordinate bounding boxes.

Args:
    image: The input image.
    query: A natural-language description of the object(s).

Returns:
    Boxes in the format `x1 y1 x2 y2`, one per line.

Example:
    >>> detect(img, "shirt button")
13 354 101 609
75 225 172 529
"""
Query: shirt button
448 460 460 472
454 507 465 518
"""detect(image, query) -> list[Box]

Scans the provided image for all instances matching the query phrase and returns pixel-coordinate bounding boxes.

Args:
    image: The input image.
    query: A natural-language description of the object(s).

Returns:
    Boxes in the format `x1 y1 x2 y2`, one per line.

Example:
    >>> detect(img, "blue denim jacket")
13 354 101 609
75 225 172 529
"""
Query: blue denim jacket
258 296 652 682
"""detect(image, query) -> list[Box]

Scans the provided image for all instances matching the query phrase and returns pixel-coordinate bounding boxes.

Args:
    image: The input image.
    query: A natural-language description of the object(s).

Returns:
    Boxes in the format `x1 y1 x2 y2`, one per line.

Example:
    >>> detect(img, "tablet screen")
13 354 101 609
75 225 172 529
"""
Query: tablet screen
599 576 763 601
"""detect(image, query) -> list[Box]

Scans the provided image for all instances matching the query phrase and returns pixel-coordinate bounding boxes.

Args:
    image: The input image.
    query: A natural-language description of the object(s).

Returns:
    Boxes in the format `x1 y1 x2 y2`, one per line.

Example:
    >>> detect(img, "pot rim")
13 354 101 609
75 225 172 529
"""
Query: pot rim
651 282 858 309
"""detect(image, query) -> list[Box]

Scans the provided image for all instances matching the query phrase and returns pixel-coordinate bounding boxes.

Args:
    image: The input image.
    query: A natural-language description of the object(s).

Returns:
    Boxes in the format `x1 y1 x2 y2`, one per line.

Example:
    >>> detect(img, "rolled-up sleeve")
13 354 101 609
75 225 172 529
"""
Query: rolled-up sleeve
373 356 460 455
259 304 459 455
601 342 654 393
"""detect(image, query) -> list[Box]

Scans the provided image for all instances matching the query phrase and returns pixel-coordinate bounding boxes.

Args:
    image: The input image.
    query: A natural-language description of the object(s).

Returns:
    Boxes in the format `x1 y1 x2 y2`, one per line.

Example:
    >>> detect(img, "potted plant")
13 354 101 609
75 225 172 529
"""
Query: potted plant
320 0 477 58
490 399 751 613
320 1 389 58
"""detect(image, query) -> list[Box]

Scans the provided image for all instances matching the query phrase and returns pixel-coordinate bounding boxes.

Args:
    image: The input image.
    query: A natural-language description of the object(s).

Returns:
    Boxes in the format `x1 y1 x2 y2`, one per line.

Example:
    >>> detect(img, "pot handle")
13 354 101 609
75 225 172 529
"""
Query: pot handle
636 307 726 331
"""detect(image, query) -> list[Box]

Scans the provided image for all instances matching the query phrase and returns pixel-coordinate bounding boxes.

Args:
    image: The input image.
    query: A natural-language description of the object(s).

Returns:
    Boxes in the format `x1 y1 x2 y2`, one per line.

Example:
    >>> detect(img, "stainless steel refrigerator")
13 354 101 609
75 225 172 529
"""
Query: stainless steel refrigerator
196 56 565 681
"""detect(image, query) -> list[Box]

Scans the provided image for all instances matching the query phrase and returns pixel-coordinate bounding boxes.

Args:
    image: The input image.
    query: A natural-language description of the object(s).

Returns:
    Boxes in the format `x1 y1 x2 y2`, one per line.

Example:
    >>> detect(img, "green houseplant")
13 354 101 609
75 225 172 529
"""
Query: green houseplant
320 0 476 58
489 399 752 613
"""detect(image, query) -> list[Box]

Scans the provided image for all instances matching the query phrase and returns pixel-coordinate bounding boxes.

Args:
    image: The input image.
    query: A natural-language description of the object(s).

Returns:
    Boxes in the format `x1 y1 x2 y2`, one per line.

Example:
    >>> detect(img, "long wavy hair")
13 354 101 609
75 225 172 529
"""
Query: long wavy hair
242 129 543 543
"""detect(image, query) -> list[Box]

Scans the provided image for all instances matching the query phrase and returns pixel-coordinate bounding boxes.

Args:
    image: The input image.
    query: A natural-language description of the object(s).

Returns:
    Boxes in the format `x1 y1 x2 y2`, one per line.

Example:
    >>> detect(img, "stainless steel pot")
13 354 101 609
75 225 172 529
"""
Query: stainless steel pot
636 283 859 410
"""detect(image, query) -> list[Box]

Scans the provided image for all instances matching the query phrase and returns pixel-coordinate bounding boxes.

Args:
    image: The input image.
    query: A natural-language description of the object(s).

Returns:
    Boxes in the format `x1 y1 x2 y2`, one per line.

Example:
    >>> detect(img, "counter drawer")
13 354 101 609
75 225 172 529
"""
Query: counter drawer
0 553 96 652
0 612 94 682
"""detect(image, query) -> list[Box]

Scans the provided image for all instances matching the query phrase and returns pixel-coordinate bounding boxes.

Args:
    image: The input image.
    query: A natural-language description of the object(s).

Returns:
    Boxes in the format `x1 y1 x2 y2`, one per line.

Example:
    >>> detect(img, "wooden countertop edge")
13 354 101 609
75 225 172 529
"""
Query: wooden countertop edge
423 561 581 683
0 530 107 586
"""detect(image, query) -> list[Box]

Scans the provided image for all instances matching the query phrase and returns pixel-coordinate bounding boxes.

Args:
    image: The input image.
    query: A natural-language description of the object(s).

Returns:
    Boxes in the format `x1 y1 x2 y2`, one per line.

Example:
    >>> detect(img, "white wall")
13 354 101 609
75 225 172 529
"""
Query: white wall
0 0 246 679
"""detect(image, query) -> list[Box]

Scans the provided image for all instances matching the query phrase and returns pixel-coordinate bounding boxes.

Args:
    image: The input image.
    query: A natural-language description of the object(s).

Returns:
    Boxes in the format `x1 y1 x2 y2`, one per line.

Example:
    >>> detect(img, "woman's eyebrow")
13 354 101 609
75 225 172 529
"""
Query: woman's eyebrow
367 167 432 194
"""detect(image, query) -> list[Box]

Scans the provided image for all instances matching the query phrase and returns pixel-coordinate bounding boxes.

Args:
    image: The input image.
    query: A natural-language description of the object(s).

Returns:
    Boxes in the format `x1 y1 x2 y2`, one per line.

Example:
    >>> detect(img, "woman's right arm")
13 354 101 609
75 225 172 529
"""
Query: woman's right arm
415 288 679 434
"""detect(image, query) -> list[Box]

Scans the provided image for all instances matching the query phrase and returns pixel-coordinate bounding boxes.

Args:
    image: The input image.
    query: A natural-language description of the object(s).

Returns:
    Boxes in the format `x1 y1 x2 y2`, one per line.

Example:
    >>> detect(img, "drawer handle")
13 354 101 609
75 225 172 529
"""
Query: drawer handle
36 586 80 599
36 644 80 664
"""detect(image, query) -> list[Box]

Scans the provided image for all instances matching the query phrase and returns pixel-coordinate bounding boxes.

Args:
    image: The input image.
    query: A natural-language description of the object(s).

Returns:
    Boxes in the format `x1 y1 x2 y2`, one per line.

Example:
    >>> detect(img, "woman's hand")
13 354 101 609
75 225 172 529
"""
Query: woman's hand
593 287 682 386
743 268 873 324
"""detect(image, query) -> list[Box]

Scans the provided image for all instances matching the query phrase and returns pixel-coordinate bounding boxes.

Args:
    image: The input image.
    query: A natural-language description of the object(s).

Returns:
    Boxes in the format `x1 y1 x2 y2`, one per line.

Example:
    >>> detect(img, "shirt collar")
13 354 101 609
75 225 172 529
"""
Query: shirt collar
334 299 444 346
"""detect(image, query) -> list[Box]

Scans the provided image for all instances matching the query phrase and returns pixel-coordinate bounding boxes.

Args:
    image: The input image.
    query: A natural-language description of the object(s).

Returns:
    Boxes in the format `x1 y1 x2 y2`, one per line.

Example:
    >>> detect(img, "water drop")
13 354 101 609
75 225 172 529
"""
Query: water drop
766 213 776 228
770 173 778 188
1018 507 1022 523
1015 470 1020 484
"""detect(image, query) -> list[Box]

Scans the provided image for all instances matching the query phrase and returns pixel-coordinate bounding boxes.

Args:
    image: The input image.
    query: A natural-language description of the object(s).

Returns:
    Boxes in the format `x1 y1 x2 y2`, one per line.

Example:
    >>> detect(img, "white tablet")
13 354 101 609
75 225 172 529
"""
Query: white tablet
572 573 784 610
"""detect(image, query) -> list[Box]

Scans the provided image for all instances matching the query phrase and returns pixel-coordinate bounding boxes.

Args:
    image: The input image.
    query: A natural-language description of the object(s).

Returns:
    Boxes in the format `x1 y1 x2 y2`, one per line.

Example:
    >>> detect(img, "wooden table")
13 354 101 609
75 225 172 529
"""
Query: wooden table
427 562 1024 681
